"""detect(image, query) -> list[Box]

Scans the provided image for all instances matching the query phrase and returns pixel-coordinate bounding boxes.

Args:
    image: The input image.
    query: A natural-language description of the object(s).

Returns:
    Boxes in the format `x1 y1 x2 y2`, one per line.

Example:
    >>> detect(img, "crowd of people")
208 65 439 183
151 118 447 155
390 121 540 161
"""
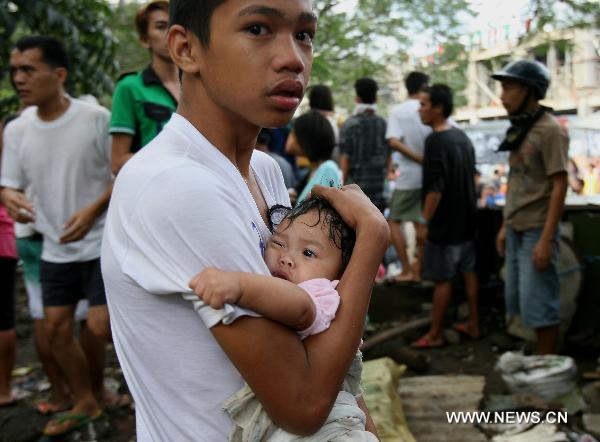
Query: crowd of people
0 0 571 439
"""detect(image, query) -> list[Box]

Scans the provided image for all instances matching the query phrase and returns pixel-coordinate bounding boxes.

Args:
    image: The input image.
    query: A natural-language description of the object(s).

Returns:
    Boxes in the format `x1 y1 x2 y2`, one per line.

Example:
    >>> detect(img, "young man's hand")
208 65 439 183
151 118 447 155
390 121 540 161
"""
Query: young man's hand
1 188 35 223
532 239 553 272
496 225 506 257
311 184 389 240
416 223 428 245
189 267 243 309
60 204 100 243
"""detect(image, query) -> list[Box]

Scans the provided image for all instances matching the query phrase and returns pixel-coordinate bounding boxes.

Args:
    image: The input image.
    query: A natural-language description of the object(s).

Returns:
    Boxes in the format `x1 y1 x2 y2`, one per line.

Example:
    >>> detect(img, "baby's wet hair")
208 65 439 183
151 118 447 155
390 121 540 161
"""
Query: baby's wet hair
268 198 356 273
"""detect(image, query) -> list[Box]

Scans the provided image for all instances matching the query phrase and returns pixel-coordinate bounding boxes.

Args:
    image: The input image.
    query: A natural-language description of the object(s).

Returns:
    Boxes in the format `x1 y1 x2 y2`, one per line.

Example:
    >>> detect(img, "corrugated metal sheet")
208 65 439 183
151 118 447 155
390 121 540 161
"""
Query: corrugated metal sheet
399 375 487 442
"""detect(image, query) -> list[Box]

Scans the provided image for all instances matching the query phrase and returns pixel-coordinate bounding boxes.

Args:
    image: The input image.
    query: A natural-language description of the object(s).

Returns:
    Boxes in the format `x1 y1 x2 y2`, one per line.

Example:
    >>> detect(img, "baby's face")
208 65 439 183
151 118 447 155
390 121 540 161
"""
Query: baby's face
265 210 343 285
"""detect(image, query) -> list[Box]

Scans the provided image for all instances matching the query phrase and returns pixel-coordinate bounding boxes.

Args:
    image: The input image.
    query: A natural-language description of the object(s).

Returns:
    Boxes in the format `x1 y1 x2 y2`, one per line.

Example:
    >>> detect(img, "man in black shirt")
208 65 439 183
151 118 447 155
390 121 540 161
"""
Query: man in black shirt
412 84 480 348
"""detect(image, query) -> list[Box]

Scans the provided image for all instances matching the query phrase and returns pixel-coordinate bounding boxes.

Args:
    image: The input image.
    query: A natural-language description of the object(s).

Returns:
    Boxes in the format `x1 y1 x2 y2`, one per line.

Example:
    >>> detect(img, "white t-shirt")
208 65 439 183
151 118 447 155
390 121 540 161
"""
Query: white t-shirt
385 99 431 190
101 113 290 441
1 99 112 262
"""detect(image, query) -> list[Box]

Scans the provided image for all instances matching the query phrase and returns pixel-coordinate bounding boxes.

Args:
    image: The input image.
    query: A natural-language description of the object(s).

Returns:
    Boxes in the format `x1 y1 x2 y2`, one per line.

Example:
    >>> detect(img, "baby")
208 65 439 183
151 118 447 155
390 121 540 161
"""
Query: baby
192 197 377 441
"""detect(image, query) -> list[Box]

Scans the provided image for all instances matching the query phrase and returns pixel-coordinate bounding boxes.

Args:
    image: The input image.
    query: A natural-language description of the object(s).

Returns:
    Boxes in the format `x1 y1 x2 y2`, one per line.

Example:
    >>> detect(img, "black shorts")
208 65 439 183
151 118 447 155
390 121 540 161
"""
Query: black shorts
422 240 476 282
40 258 106 308
0 257 17 331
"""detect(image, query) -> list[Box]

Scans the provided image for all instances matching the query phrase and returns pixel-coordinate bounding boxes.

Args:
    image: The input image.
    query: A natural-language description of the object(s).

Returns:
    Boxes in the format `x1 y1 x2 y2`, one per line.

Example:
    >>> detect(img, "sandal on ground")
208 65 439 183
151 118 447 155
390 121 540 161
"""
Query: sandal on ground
410 335 445 349
42 409 102 437
37 400 72 415
452 323 481 339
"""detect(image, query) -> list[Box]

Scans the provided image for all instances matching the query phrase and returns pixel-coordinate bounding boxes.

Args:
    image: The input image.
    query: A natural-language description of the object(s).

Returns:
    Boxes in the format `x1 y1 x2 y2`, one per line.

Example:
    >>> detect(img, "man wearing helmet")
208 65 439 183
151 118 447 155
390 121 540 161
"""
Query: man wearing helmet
492 60 568 355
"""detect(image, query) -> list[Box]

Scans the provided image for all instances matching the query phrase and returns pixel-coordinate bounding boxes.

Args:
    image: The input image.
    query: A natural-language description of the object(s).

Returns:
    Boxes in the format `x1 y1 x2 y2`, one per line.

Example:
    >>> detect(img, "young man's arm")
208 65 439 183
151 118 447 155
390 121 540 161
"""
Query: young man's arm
59 182 113 243
496 220 507 257
357 397 379 438
532 172 567 271
191 268 316 331
339 154 350 184
111 134 135 174
417 138 442 242
388 137 423 164
338 124 353 184
0 187 34 223
417 191 441 244
198 185 389 435
421 191 442 222
0 122 34 223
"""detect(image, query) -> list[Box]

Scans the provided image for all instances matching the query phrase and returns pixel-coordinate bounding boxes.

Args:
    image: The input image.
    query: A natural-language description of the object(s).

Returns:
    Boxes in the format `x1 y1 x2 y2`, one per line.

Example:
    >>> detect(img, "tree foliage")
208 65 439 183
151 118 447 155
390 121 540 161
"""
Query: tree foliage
2 0 593 117
395 0 600 110
311 0 473 111
526 0 600 31
0 0 117 116
112 1 149 75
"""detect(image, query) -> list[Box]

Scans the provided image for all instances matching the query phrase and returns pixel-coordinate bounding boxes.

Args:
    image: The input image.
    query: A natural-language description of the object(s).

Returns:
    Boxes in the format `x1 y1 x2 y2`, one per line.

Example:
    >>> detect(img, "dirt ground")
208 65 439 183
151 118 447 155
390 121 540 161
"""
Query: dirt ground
0 279 135 442
1 277 597 441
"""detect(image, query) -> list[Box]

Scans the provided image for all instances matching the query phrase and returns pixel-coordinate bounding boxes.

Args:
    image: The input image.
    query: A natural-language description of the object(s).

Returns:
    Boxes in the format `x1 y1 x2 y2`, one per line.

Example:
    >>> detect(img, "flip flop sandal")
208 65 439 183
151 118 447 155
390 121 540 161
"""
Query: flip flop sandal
411 336 445 349
42 409 103 437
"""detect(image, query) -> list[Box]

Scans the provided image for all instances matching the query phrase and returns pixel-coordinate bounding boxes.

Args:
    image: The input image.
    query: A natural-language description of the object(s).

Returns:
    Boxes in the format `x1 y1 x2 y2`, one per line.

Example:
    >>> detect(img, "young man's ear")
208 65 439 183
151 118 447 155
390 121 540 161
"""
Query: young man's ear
55 67 68 86
139 35 151 50
168 25 202 77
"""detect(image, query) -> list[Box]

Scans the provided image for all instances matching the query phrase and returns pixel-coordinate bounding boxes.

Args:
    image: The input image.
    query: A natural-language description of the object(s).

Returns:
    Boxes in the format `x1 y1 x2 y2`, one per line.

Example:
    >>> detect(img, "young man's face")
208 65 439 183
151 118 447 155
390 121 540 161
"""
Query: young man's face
193 0 316 128
500 79 529 115
141 9 171 62
9 48 65 107
418 91 437 126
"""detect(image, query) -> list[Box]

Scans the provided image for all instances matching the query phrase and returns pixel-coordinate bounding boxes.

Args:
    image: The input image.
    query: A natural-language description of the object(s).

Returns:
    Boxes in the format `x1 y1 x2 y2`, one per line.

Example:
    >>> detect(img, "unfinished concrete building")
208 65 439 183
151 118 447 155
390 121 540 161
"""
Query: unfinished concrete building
458 27 600 123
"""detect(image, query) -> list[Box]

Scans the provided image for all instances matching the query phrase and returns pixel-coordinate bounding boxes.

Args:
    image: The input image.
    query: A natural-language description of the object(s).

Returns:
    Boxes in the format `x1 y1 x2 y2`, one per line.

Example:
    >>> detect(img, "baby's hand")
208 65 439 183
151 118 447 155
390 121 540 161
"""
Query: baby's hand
188 267 243 309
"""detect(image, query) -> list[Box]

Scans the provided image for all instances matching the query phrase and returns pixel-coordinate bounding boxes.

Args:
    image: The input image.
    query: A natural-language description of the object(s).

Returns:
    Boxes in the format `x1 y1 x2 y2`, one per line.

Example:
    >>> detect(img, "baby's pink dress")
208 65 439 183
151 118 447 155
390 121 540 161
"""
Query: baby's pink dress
297 278 340 339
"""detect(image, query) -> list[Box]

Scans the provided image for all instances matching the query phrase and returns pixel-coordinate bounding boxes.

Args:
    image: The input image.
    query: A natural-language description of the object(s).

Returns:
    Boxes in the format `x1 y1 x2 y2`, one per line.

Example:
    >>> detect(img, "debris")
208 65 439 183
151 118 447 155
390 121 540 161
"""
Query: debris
490 423 568 442
11 367 33 377
583 371 600 381
366 340 431 373
361 317 431 352
496 352 576 400
399 375 486 442
478 420 534 439
583 382 600 413
496 352 586 414
443 328 461 345
490 333 519 353
362 358 416 442
584 414 600 438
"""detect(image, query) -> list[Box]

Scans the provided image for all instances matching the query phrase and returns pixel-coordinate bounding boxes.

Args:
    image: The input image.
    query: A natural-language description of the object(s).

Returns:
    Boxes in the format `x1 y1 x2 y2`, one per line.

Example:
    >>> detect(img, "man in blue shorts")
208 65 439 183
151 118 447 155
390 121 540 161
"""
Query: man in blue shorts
492 60 568 355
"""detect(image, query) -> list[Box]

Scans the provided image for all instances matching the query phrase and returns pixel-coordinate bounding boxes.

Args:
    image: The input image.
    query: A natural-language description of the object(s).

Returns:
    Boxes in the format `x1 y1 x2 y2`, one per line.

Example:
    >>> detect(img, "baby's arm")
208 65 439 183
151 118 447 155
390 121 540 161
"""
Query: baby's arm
193 267 316 331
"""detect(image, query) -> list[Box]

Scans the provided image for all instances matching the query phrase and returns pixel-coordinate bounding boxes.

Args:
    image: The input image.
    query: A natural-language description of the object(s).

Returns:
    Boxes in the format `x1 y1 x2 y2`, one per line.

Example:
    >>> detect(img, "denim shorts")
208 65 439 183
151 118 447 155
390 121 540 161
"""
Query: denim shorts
422 240 476 282
505 227 560 328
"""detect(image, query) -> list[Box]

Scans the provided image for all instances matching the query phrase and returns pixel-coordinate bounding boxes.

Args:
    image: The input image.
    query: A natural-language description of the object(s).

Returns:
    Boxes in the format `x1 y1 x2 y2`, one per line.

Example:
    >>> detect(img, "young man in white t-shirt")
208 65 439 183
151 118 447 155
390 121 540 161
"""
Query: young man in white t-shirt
1 36 113 436
101 0 389 440
386 71 431 283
